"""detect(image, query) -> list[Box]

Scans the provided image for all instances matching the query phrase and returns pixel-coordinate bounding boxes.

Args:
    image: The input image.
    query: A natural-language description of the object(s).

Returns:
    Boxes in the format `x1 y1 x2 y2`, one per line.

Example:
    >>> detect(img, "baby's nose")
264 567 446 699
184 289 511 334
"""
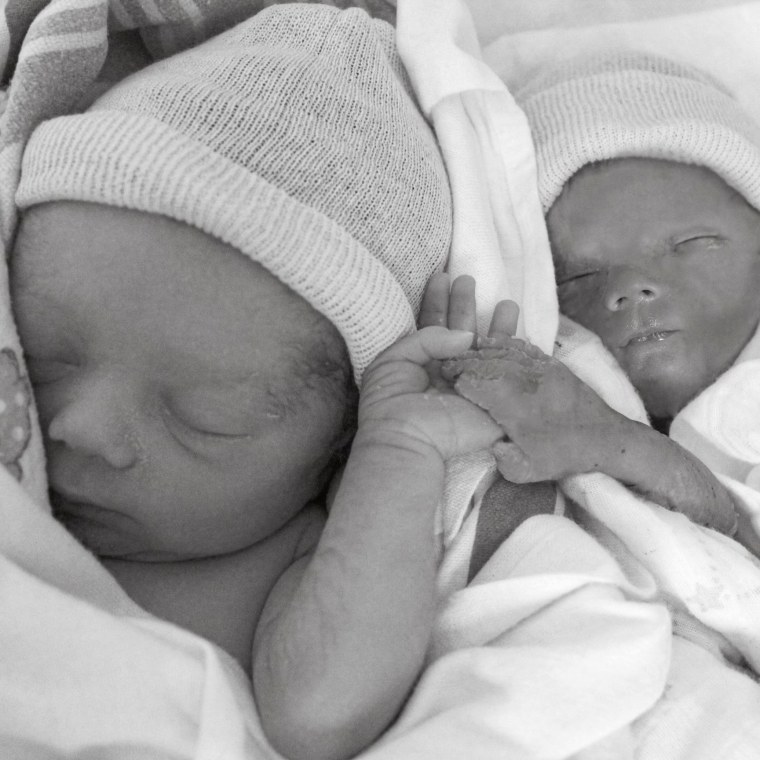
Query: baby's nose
603 267 660 312
46 375 141 470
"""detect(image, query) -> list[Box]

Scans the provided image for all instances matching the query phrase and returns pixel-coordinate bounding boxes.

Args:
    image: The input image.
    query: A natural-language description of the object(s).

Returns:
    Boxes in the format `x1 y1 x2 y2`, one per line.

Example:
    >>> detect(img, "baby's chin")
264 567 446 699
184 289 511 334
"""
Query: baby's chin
610 338 714 422
629 370 705 423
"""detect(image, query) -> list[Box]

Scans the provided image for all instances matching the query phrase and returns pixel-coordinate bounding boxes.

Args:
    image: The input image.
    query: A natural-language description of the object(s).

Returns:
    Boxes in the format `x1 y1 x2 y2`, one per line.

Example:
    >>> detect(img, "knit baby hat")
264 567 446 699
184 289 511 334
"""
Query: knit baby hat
517 51 760 214
15 5 451 382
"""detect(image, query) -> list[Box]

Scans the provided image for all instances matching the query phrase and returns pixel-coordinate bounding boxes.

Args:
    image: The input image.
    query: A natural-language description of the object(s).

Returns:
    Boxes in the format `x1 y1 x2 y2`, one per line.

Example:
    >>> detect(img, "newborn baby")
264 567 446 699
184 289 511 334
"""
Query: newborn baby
10 8 503 760
436 53 760 549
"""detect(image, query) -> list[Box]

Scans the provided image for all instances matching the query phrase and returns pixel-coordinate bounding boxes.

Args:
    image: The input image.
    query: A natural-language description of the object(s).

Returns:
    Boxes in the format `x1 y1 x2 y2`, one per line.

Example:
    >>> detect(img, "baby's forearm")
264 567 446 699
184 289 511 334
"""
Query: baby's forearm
589 416 738 535
253 426 443 760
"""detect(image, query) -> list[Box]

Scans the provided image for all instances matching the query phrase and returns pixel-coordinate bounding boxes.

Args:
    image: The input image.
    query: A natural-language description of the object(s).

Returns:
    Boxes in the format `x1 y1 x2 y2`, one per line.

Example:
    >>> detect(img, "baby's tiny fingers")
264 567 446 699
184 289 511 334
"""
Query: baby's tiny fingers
418 272 451 328
487 300 520 342
369 326 476 373
492 441 534 483
447 275 477 337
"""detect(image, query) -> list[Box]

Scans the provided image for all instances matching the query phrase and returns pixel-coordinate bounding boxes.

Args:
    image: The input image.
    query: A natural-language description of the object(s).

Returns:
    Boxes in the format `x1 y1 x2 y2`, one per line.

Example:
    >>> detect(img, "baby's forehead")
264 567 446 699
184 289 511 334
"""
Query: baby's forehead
562 157 696 194
554 159 754 223
547 158 760 267
13 202 349 388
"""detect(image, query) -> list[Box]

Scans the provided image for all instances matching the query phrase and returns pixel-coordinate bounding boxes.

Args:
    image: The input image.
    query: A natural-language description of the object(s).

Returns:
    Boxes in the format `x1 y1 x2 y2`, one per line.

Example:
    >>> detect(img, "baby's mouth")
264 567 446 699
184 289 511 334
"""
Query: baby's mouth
49 488 112 528
49 489 101 550
49 488 137 556
623 328 677 348
49 488 91 515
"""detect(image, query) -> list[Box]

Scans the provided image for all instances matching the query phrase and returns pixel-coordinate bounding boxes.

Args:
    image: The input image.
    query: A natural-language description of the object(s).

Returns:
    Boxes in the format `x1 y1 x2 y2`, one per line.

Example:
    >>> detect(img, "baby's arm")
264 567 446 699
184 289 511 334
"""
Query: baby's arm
436 278 738 537
253 318 503 760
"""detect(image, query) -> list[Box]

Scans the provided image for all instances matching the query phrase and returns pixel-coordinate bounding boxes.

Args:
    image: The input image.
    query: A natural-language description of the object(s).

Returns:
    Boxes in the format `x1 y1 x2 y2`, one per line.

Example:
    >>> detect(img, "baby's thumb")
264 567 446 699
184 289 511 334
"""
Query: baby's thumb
492 441 534 483
370 327 475 372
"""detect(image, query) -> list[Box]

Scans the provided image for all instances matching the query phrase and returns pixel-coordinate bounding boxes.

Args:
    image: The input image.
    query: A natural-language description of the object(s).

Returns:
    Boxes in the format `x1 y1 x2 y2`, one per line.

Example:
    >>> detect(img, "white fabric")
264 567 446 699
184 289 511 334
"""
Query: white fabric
476 0 760 129
0 464 280 759
396 0 557 351
670 326 760 538
396 2 760 757
396 0 558 600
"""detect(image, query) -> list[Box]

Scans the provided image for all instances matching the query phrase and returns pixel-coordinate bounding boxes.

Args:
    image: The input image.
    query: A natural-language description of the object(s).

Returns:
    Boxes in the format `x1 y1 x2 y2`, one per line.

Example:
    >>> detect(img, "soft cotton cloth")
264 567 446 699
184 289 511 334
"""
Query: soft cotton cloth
670 323 760 539
394 2 760 757
476 0 760 130
396 0 557 350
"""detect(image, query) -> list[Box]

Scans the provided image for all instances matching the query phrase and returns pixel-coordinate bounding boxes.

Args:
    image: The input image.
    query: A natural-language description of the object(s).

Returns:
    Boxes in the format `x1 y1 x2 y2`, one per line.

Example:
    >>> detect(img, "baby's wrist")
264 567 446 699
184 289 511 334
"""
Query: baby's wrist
352 420 445 467
591 417 658 481
561 409 633 477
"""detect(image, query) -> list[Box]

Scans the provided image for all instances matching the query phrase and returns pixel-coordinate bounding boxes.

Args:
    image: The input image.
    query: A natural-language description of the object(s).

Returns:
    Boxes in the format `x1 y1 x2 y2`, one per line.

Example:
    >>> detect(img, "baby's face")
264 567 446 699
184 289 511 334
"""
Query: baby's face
547 158 760 419
12 202 349 560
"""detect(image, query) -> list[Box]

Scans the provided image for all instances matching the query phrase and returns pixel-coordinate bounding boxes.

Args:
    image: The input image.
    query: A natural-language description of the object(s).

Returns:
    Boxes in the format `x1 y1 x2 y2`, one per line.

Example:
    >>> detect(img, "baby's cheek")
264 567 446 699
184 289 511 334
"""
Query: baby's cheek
558 282 591 319
558 285 615 342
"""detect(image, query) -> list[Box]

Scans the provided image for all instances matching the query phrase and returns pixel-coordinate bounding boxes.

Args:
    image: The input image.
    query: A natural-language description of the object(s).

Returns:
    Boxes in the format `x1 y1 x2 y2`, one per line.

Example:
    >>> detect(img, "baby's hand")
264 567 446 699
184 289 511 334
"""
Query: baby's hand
428 275 622 482
442 344 624 482
359 323 503 463
418 272 520 349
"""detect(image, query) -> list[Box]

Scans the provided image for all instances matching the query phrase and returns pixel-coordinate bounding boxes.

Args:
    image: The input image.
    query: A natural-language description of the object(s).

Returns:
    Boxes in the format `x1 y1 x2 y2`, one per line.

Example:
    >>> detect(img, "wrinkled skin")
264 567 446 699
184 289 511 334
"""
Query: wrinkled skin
440 341 626 482
419 273 738 535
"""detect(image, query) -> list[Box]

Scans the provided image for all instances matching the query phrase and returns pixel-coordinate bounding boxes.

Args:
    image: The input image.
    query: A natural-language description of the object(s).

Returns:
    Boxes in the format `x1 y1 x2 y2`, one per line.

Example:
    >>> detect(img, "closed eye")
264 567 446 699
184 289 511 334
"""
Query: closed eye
673 235 724 252
558 270 600 286
162 402 253 447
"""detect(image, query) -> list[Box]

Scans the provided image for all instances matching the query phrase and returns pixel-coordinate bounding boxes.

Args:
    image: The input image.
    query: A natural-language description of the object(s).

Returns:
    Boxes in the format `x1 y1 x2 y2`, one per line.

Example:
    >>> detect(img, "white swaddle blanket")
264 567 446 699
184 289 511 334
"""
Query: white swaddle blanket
387 1 760 757
0 463 277 759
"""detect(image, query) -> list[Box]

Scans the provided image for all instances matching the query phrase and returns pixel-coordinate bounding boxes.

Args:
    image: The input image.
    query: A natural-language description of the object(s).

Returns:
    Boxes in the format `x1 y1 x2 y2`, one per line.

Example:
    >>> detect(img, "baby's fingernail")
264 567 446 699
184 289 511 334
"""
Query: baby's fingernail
449 330 475 340
493 442 531 480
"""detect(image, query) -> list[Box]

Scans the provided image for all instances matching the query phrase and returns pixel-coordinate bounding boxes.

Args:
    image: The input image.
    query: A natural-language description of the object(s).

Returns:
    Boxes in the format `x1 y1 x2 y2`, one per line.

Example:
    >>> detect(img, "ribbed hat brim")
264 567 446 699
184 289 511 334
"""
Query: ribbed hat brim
18 110 416 382
518 52 760 213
